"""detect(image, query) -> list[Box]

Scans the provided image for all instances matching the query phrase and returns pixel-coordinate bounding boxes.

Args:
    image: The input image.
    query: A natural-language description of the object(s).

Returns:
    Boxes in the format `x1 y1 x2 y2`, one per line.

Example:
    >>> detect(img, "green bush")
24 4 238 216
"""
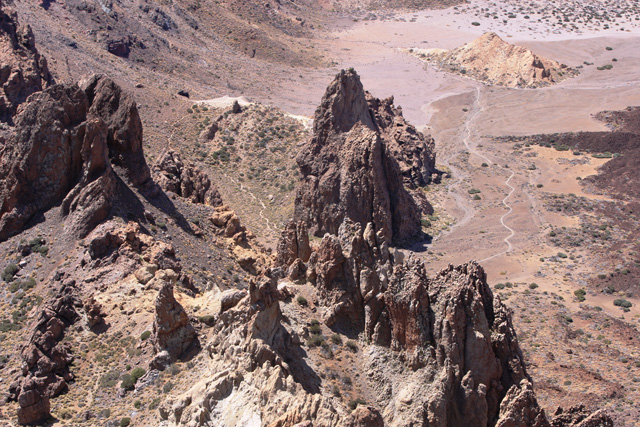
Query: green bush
131 367 146 382
134 400 141 409
197 315 216 326
296 295 308 306
120 417 131 427
99 370 121 388
163 382 174 393
529 283 538 290
557 252 568 259
574 289 586 302
348 398 367 410
140 330 152 341
471 21 480 26
307 335 325 347
468 188 481 194
309 323 322 335
494 283 505 290
614 299 632 308
346 340 358 352
481 163 488 167
331 333 343 345
2 264 19 282
120 374 135 390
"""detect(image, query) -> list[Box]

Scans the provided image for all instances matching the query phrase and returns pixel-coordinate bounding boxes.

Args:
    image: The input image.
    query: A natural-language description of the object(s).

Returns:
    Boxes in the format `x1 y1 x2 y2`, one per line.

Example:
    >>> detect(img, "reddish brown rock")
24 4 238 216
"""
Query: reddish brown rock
152 280 196 369
153 150 223 206
275 220 311 267
294 69 424 245
496 380 550 427
341 406 384 427
551 405 614 427
0 5 52 122
366 93 436 188
81 74 150 187
0 74 150 242
9 281 80 425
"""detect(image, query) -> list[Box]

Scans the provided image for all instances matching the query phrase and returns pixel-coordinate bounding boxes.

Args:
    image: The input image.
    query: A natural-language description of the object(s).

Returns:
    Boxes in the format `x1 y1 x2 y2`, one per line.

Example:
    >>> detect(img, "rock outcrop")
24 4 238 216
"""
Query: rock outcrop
9 281 80 425
153 150 223 206
294 69 432 245
0 74 150 242
413 32 578 88
0 5 52 122
152 280 196 369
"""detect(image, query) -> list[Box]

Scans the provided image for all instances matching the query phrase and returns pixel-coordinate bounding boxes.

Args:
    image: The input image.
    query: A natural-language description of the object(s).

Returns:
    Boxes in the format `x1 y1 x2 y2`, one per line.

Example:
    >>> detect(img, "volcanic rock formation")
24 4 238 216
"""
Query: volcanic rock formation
294 69 435 245
153 150 223 206
152 279 197 369
415 32 577 88
0 5 52 122
0 73 151 242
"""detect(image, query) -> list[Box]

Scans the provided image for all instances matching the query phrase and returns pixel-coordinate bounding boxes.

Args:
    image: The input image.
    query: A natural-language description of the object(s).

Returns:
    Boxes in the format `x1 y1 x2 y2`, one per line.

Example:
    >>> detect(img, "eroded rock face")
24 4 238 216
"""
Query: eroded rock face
418 32 578 88
153 150 223 206
152 280 196 369
366 94 436 188
0 5 52 122
275 220 312 268
9 281 80 425
294 69 426 245
0 74 149 242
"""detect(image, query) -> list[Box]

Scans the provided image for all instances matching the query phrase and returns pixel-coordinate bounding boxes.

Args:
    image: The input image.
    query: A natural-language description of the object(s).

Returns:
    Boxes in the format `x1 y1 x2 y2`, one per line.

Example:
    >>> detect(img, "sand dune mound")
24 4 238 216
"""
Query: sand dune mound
413 32 578 88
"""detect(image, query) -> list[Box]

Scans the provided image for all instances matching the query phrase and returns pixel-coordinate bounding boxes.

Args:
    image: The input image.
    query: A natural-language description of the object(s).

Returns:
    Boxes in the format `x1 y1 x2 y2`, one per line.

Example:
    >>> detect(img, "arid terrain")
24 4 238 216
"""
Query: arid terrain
1 0 639 426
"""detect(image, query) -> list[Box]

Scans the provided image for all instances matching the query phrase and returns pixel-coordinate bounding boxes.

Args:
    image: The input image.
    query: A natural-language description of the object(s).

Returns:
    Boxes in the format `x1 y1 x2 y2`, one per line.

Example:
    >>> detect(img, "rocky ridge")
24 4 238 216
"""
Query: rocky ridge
412 32 578 88
294 69 436 245
0 70 151 242
0 5 52 122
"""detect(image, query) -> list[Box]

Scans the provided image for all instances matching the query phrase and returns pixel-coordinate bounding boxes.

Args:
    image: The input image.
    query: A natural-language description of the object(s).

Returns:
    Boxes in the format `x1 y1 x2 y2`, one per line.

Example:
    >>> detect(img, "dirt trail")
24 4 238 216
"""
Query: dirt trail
436 85 517 261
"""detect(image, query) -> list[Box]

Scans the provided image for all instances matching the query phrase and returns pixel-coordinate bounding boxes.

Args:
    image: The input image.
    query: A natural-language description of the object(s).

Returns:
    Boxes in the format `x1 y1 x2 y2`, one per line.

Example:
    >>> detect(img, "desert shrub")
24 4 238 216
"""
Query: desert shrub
529 283 539 290
140 330 152 341
471 21 480 26
309 323 322 335
331 333 343 345
99 370 121 388
536 183 544 188
614 299 632 308
120 417 131 427
473 195 481 200
120 374 135 390
307 335 325 347
163 382 174 393
197 315 216 326
481 163 488 167
606 46 613 51
348 398 366 410
494 283 505 290
346 340 358 352
574 289 586 302
296 295 308 306
134 400 142 409
468 188 481 194
2 264 19 282
557 252 568 259
131 367 146 382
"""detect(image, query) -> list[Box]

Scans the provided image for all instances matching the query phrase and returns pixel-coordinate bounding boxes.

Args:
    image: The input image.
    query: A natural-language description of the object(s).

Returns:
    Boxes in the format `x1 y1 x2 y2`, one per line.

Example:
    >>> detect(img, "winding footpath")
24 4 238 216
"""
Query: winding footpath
440 85 517 261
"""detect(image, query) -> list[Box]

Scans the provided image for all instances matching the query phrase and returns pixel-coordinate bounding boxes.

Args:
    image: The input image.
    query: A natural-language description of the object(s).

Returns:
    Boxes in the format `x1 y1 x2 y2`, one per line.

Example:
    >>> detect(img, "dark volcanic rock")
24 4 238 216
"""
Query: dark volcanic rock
106 38 131 58
10 281 80 425
153 150 223 206
0 74 150 242
0 5 53 122
81 74 151 186
275 220 312 268
294 69 427 245
366 93 436 188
